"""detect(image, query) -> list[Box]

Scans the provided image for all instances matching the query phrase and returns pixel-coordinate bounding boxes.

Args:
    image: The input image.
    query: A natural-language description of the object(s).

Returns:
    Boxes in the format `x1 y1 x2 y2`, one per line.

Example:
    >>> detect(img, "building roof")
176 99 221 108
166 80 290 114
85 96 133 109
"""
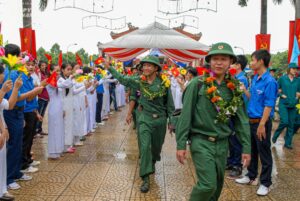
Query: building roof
110 23 202 41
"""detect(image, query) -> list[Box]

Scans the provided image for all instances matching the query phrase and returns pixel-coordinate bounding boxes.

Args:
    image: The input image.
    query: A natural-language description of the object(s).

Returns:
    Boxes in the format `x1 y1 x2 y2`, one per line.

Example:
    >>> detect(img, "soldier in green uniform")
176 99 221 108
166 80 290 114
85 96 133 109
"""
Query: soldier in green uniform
272 63 300 149
126 64 142 130
176 42 251 201
104 55 174 193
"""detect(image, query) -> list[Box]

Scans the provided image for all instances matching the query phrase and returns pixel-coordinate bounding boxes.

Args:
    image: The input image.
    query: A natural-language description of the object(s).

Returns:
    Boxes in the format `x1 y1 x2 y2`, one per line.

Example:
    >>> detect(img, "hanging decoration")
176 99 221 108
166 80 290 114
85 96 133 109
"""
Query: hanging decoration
157 0 217 15
54 0 114 14
155 15 199 29
82 15 126 30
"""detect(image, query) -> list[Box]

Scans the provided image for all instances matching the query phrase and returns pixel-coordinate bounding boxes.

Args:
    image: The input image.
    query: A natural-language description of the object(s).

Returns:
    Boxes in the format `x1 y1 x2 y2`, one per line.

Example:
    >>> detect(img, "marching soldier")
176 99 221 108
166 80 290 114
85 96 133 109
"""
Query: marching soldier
104 55 174 193
176 42 251 201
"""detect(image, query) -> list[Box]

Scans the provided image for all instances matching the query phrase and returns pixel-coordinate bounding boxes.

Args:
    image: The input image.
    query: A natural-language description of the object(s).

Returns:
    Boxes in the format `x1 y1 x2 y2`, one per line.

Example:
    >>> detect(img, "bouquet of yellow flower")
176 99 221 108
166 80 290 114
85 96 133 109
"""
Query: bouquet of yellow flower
0 54 26 79
296 100 300 114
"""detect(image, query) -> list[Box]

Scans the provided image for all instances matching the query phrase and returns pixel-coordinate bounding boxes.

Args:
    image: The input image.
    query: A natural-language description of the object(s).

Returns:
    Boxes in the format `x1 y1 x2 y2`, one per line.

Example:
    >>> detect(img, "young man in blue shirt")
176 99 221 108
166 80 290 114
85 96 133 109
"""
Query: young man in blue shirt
95 72 105 126
3 44 44 190
236 50 278 196
20 59 44 174
227 55 249 178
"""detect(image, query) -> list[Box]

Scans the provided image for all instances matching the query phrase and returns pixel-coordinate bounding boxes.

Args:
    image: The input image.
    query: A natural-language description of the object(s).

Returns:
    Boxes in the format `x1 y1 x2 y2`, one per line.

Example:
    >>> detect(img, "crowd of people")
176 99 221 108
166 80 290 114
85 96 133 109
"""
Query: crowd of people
0 43 127 201
0 41 299 201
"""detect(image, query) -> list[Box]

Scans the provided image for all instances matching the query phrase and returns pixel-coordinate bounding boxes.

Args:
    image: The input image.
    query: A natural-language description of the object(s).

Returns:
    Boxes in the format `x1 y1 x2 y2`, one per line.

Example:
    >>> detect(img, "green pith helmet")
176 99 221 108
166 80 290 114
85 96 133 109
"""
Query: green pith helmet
288 63 299 69
269 67 277 71
205 42 237 64
140 55 161 71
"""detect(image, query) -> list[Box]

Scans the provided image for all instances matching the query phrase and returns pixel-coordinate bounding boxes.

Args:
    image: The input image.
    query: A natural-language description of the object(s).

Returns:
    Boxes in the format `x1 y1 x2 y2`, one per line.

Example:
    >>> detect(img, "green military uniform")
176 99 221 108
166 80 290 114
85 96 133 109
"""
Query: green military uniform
107 56 174 190
128 84 141 155
294 111 300 134
176 43 251 201
129 70 141 130
272 63 300 148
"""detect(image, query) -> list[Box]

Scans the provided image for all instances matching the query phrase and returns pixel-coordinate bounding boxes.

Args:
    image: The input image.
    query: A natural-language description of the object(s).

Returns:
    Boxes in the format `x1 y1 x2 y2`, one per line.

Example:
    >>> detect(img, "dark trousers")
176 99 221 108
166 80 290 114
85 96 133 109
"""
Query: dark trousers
4 109 24 185
22 112 37 170
110 88 118 111
227 133 242 167
247 120 273 187
96 93 103 123
36 99 48 133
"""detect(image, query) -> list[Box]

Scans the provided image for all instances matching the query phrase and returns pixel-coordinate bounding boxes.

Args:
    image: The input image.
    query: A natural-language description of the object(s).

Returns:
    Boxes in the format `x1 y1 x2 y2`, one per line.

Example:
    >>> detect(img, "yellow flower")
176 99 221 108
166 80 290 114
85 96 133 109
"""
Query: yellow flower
180 69 187 75
296 103 300 114
7 54 20 67
76 76 85 83
161 74 168 81
1 54 20 68
164 79 171 88
17 66 28 75
101 71 107 77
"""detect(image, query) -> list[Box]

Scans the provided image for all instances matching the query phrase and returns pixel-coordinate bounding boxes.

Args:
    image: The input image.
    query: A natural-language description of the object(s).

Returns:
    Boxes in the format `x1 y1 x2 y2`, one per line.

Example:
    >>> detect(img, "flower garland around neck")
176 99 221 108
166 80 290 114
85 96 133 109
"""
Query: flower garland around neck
139 73 171 100
202 68 244 123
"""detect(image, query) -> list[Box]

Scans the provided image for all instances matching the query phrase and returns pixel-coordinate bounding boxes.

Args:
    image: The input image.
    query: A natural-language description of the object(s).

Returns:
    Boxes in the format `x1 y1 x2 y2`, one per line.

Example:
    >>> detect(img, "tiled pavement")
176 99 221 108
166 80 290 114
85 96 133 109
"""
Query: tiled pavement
11 107 300 201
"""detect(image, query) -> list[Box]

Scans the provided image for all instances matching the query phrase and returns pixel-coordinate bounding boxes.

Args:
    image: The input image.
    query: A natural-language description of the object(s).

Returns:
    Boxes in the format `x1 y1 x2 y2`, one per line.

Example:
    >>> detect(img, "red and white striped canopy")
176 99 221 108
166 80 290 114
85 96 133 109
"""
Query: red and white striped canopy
100 22 209 63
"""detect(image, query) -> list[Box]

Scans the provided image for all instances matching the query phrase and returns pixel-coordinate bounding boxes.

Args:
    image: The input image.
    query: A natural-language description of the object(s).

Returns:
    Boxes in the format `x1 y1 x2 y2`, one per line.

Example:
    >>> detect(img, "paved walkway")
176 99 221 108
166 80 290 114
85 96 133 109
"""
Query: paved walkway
12 107 300 201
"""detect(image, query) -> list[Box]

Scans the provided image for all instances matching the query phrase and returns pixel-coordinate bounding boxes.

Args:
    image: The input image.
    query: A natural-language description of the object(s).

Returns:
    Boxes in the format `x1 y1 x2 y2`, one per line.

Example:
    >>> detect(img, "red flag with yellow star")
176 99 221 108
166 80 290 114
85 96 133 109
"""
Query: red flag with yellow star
19 28 37 58
58 52 63 68
45 54 52 72
76 53 83 66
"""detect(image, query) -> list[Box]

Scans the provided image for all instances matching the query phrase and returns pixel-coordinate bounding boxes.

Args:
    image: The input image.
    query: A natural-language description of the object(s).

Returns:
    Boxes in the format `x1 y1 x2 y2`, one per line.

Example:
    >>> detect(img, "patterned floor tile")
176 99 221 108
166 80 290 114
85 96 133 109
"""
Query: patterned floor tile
11 107 300 201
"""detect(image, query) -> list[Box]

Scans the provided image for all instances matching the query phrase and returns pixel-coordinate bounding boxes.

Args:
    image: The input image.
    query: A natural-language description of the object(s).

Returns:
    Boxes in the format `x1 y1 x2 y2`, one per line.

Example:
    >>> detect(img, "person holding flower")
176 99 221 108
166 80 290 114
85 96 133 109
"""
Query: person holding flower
0 61 23 201
176 42 251 201
104 55 174 193
2 44 44 190
226 55 249 179
20 58 46 174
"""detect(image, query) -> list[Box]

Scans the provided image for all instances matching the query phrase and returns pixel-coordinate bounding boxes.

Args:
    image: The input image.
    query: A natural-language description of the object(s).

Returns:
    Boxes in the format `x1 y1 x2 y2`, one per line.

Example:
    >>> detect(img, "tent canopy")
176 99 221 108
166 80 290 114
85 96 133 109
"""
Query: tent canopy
99 22 209 62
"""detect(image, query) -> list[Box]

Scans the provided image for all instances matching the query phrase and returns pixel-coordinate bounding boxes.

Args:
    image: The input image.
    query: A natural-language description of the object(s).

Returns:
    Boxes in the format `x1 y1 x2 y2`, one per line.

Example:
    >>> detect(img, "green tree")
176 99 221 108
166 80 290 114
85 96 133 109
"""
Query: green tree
37 47 47 61
271 50 288 69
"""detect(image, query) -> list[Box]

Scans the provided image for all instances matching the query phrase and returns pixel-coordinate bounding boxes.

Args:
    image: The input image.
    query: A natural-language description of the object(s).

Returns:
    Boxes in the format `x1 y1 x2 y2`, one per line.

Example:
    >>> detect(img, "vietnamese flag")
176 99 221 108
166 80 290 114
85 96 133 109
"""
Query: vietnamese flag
45 54 52 72
19 28 37 58
255 34 271 51
94 56 104 65
47 71 58 87
58 52 63 67
76 53 83 66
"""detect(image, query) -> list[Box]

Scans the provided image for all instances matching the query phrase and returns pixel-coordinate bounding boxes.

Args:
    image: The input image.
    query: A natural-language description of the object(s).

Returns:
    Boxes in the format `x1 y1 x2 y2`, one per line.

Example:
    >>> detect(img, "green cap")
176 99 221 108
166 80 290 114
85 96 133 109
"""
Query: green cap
205 42 237 63
288 63 299 69
269 67 277 71
140 55 161 71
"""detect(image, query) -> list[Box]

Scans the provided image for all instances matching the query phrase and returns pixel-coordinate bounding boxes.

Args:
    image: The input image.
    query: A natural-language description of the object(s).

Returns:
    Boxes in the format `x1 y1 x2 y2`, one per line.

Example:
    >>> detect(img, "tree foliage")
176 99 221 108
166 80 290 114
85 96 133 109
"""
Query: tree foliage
37 43 99 66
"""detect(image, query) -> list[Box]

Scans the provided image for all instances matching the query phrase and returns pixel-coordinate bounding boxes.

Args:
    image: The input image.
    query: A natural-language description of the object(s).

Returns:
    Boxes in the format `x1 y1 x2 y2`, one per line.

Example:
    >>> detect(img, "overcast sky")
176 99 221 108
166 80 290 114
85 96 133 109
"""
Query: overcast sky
0 0 295 55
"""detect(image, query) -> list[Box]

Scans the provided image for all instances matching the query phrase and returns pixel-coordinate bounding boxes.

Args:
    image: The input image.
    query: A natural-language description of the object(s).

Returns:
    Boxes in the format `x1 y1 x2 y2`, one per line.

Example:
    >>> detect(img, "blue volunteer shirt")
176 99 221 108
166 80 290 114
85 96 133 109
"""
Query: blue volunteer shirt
3 68 25 107
248 71 278 119
95 74 104 94
22 73 38 113
236 71 249 104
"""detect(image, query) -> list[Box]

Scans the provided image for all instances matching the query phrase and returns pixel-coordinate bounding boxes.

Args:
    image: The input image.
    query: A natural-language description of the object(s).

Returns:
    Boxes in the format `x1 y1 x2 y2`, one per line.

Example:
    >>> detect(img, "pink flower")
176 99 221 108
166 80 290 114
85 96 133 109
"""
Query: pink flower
76 69 83 75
